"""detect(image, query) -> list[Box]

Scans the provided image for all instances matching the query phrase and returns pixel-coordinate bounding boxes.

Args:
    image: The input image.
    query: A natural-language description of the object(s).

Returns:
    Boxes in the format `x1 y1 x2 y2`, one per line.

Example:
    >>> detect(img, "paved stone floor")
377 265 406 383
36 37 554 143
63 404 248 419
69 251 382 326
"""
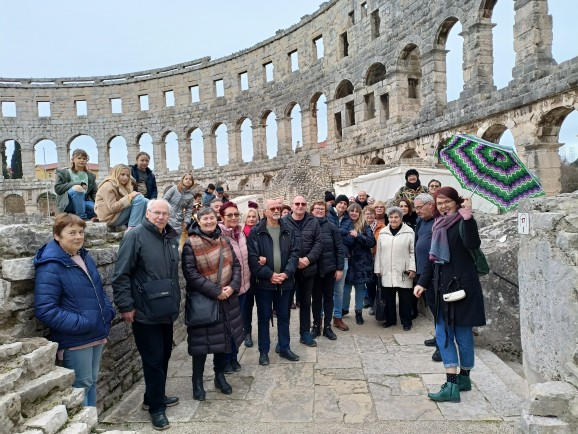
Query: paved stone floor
100 307 526 433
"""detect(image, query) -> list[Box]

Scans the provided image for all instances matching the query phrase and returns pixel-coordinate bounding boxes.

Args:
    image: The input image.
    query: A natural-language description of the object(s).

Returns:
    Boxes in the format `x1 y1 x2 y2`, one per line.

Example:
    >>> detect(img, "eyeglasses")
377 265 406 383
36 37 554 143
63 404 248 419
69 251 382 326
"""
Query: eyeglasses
150 211 169 216
312 207 325 212
430 184 441 189
293 202 307 207
268 207 282 211
436 199 455 207
224 213 240 218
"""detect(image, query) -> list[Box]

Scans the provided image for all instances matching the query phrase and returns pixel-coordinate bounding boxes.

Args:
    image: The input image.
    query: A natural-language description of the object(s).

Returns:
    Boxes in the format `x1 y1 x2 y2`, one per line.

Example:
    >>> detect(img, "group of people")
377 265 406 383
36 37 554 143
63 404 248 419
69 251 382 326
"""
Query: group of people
35 158 486 430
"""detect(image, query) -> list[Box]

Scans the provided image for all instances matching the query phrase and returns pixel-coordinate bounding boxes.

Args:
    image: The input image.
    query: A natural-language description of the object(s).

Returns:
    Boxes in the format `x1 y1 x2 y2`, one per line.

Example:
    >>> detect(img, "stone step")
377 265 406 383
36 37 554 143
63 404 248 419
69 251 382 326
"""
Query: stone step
19 366 75 405
476 349 528 399
23 404 68 434
0 342 22 361
21 341 58 380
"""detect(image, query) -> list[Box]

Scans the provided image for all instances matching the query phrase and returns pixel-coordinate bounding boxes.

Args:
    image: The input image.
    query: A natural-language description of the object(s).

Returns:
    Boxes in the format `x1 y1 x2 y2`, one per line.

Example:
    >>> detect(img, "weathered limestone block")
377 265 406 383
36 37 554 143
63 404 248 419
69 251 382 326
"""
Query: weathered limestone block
0 393 20 433
520 410 572 434
529 382 578 418
0 225 51 258
0 342 22 360
1 257 34 281
0 368 23 393
58 422 88 434
24 404 67 434
87 246 118 266
60 388 85 410
22 341 58 379
70 407 98 430
19 367 75 404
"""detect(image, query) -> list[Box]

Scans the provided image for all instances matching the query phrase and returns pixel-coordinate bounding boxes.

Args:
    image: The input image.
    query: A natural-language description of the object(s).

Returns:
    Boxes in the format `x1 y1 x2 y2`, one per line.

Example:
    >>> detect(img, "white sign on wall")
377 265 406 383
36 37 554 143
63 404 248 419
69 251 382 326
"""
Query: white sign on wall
518 212 530 235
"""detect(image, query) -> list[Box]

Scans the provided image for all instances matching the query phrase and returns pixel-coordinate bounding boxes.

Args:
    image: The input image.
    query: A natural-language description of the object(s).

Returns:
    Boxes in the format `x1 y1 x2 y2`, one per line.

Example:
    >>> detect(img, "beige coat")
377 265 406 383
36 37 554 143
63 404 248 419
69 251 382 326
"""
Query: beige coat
374 223 416 289
94 179 132 224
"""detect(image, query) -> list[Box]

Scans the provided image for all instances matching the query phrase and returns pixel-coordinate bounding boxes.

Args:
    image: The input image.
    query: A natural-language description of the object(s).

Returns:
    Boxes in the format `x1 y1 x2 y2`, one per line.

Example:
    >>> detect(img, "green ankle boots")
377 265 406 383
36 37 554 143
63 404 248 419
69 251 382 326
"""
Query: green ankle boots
428 375 471 402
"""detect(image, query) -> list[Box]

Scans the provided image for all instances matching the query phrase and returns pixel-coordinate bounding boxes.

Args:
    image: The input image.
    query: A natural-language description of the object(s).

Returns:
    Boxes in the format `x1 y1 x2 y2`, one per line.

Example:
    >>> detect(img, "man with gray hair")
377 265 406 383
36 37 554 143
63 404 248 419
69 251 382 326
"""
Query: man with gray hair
413 193 441 362
113 199 181 430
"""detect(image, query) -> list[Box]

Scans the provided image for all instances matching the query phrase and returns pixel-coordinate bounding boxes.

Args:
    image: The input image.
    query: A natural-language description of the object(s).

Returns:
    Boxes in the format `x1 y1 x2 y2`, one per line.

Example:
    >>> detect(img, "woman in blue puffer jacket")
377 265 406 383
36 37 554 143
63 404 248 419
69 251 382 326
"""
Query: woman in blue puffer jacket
34 213 115 407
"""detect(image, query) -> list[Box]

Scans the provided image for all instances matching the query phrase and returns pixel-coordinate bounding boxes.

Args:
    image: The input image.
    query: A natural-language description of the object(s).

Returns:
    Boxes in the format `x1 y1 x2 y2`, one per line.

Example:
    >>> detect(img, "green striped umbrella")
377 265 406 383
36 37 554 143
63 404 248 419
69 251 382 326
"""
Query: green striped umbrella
438 134 544 211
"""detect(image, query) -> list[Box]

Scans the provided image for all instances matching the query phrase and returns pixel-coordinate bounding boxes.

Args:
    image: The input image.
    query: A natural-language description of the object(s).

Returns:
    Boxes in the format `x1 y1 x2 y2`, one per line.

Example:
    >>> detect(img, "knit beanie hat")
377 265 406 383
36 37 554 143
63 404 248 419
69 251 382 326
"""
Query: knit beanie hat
335 194 350 206
247 201 259 209
405 168 420 180
325 191 336 202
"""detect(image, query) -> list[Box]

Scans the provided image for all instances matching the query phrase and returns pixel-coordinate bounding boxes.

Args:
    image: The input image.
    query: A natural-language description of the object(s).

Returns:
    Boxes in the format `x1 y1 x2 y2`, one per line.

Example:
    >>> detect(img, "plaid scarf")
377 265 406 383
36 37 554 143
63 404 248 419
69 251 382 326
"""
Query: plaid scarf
429 213 463 264
188 234 233 287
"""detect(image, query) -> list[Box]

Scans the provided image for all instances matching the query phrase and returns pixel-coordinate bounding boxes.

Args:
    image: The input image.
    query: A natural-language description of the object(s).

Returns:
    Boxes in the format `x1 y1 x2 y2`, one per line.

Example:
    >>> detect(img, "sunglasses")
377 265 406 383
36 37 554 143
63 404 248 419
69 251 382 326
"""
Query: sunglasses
268 207 282 211
293 202 307 207
224 213 240 218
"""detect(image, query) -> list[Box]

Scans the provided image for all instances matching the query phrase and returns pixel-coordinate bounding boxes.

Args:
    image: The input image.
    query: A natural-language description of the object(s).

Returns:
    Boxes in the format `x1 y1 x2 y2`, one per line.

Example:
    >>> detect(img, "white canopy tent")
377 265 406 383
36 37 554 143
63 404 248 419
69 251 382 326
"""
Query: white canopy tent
333 166 498 213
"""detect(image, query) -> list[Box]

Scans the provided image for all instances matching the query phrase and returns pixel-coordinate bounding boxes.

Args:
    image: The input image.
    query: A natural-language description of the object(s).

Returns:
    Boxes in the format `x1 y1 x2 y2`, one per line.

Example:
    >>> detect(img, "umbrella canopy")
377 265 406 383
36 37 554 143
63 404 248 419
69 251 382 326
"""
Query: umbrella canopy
438 134 544 211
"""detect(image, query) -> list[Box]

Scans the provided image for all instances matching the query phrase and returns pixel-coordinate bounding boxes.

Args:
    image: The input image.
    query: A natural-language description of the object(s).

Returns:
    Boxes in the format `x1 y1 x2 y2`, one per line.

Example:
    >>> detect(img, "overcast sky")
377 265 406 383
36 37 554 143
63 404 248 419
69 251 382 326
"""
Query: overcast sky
1 0 576 167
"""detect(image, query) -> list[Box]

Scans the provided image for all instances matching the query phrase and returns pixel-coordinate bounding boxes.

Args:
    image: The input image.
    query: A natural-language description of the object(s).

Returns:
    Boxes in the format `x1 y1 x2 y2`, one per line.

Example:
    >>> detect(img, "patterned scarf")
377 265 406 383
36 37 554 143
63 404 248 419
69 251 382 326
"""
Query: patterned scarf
188 234 233 287
429 213 463 264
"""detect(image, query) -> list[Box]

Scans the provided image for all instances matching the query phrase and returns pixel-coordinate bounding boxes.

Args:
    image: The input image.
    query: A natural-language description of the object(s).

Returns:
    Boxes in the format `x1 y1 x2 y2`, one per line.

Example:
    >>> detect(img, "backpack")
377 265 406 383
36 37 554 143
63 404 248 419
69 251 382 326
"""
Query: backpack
458 220 489 276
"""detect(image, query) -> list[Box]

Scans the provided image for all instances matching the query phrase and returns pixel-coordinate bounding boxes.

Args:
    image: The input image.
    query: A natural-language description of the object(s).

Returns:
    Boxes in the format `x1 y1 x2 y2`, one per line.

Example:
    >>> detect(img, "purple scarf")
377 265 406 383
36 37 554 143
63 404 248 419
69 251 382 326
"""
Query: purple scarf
429 213 463 263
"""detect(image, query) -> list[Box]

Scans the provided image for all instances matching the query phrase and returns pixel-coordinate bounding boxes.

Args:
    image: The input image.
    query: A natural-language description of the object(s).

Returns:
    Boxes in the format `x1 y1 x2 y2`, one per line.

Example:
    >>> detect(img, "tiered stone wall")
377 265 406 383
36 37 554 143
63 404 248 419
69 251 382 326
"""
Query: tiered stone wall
1 0 577 214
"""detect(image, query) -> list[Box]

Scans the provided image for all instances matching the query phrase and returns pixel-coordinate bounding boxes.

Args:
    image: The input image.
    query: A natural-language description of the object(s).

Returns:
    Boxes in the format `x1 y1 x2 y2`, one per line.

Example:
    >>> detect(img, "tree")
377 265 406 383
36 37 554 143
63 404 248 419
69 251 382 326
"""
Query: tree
10 141 23 179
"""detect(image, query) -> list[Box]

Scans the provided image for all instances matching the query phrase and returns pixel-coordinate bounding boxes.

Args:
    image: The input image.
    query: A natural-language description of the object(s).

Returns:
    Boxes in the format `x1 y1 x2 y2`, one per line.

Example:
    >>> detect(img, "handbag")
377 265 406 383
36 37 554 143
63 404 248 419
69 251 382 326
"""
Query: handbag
459 220 489 276
374 278 387 322
442 277 466 303
137 278 179 320
185 244 224 327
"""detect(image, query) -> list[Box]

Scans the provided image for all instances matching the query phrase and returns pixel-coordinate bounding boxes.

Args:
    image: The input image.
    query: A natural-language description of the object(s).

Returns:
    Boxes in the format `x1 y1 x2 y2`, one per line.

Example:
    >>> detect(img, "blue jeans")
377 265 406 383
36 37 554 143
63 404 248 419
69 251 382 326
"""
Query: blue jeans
62 344 104 406
333 258 348 318
65 188 95 220
255 288 292 354
435 314 475 370
112 194 148 227
343 281 366 312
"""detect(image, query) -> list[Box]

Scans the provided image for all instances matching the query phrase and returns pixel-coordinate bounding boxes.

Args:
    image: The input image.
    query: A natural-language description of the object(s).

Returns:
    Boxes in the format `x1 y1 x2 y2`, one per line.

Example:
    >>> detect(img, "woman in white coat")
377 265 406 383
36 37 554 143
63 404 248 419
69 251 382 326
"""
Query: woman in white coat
374 206 416 330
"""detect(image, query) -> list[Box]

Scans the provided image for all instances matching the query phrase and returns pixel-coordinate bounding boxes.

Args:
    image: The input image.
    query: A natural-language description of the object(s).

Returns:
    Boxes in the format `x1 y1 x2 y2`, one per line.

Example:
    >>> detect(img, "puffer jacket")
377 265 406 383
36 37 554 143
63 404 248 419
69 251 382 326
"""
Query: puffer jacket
164 185 195 229
112 218 180 324
247 218 299 291
316 217 345 277
218 223 251 295
283 213 322 278
345 224 376 285
374 223 416 289
34 240 115 349
327 208 354 257
183 224 244 356
94 179 132 224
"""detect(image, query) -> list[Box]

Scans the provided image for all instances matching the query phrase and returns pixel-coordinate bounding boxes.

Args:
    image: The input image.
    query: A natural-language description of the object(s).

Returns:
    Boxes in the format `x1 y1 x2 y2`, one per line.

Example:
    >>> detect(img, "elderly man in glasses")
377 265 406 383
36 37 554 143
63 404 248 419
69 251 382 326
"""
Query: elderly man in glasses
247 198 300 366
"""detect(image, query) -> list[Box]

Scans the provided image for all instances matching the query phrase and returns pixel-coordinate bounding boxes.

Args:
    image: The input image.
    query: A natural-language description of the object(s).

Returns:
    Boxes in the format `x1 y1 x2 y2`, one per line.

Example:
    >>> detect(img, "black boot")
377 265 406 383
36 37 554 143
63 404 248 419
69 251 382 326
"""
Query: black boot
311 323 321 338
355 310 364 325
192 358 206 401
214 372 232 395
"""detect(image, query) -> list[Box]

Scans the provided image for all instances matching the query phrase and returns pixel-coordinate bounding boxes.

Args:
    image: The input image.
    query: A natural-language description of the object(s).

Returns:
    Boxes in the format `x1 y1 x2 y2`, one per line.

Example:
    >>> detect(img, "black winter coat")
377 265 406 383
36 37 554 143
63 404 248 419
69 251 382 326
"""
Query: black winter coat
327 208 355 256
112 218 180 325
283 213 322 278
247 219 299 291
345 224 376 284
316 217 345 277
417 218 486 327
182 225 244 356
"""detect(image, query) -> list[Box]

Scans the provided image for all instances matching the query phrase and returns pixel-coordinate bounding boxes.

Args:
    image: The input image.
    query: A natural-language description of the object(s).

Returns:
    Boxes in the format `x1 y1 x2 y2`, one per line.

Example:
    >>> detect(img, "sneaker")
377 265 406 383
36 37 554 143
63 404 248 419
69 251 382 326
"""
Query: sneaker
300 332 317 347
428 382 460 402
424 337 437 347
432 348 442 362
150 411 170 431
279 349 300 361
323 326 337 340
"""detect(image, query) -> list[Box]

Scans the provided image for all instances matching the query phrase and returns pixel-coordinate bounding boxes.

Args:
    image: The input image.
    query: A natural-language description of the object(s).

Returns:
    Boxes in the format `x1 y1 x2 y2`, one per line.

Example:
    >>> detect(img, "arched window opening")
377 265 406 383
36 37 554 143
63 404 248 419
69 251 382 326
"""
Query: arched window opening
370 157 385 165
138 133 154 170
559 110 578 164
335 80 354 99
37 192 57 216
69 135 98 173
290 104 302 151
264 112 278 159
1 140 22 179
400 149 419 160
189 128 204 169
239 119 253 162
109 136 128 166
550 2 578 64
34 139 58 180
437 18 464 102
314 94 328 143
487 0 515 89
365 63 386 86
164 132 179 171
215 124 229 166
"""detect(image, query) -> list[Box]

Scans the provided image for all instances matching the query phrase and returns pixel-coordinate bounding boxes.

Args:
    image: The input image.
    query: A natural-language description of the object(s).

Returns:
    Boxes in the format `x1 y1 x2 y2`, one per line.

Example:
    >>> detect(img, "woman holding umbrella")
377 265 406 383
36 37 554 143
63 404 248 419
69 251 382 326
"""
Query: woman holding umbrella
414 186 486 403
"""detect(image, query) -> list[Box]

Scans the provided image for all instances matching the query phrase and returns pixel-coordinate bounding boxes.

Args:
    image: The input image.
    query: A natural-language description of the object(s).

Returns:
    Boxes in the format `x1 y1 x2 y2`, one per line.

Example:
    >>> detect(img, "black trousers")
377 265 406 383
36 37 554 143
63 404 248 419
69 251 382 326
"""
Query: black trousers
242 286 255 333
192 353 226 374
132 321 173 414
296 272 315 336
312 273 335 327
383 287 413 327
366 273 377 305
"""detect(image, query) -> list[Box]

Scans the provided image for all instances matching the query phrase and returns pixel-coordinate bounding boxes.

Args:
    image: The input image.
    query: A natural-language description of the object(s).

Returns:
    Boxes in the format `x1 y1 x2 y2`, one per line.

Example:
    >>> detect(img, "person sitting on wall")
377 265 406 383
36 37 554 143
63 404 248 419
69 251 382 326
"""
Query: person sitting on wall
394 168 428 205
54 148 97 220
34 213 115 407
130 151 158 200
95 164 148 230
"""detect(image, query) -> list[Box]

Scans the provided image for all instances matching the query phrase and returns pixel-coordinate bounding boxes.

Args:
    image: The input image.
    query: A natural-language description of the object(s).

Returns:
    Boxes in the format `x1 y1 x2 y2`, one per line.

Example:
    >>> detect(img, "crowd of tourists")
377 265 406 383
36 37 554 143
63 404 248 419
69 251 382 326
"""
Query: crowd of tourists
35 149 486 430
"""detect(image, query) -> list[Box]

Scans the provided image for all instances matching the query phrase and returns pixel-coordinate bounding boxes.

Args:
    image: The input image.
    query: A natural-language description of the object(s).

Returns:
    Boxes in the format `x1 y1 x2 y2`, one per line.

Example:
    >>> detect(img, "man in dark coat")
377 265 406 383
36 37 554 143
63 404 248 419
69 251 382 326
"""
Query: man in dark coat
414 193 441 362
112 199 180 431
248 198 300 366
130 151 158 200
283 195 322 347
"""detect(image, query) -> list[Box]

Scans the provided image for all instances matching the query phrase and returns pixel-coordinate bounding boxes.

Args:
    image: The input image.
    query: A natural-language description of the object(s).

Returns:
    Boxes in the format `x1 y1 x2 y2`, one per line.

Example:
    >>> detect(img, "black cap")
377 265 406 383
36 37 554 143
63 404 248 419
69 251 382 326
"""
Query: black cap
325 191 336 202
405 168 419 180
335 194 349 206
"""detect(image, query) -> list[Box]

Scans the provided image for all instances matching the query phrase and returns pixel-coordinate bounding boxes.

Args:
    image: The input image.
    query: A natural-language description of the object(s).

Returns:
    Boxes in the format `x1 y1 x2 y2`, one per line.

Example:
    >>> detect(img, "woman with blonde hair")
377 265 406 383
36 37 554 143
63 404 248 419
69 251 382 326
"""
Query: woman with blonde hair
95 164 147 229
164 173 196 230
342 202 376 325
